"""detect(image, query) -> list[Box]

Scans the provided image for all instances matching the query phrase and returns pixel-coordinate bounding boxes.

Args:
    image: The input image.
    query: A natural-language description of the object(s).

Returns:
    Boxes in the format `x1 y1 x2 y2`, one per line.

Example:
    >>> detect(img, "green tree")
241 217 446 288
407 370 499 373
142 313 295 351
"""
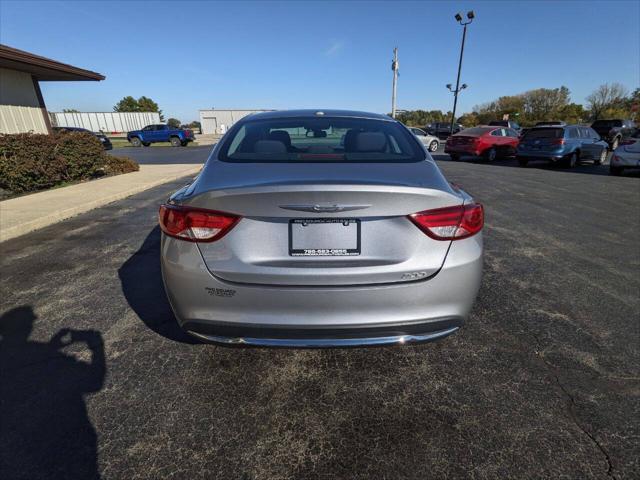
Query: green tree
472 86 572 126
522 86 570 123
457 112 480 127
113 96 164 121
557 103 585 124
396 110 445 127
113 96 139 112
625 87 640 120
167 118 181 128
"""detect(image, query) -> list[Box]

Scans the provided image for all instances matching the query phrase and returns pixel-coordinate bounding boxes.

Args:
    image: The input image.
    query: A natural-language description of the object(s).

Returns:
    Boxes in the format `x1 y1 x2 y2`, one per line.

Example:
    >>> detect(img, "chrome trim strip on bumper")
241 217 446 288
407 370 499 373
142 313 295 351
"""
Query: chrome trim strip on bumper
187 326 459 348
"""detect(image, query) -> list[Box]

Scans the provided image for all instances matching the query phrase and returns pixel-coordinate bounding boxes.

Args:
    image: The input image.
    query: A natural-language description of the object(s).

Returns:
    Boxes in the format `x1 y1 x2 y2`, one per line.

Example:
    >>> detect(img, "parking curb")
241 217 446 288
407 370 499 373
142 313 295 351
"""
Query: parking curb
0 165 202 243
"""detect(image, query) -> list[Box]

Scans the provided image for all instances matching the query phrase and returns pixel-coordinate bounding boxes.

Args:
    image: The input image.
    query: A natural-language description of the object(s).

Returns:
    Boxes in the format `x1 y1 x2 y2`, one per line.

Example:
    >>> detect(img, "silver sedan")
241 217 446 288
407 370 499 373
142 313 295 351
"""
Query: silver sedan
160 110 483 347
610 129 640 175
409 127 440 152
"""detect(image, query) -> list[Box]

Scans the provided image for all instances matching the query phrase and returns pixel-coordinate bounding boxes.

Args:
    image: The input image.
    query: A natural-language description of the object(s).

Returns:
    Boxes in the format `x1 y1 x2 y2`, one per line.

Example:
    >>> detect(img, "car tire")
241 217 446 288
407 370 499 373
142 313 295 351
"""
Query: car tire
449 154 460 161
594 148 607 165
611 137 619 151
170 136 181 147
429 140 439 152
517 156 528 167
564 152 577 168
130 137 142 147
484 147 497 162
609 165 623 176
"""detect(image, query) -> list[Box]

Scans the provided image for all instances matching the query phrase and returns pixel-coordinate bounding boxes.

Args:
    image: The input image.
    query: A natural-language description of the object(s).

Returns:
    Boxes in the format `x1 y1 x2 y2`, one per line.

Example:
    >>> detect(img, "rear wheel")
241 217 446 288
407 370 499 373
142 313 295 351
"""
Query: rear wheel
170 136 181 147
484 147 497 162
611 137 619 151
594 148 607 165
129 137 142 147
564 152 577 168
609 165 623 176
517 156 528 167
428 140 439 152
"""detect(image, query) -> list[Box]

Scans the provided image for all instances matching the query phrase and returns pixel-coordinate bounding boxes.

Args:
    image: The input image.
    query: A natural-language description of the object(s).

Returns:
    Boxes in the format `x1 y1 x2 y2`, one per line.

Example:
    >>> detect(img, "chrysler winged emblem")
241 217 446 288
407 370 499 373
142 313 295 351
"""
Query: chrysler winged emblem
279 204 371 213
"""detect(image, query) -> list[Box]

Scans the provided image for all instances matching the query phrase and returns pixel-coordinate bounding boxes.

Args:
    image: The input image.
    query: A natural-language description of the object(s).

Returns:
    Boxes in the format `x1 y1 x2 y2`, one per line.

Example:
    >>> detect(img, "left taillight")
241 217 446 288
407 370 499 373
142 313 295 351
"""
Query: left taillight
158 204 240 242
409 203 484 240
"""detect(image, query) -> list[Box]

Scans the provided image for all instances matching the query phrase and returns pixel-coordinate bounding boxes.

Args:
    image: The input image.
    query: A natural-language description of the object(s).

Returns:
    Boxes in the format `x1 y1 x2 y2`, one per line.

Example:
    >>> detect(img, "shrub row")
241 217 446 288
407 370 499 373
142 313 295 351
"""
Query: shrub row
0 132 139 195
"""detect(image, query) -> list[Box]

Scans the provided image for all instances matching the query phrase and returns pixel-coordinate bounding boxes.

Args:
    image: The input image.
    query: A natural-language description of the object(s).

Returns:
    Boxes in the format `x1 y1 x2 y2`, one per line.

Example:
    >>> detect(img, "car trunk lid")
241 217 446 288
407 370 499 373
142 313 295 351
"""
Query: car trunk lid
185 160 463 286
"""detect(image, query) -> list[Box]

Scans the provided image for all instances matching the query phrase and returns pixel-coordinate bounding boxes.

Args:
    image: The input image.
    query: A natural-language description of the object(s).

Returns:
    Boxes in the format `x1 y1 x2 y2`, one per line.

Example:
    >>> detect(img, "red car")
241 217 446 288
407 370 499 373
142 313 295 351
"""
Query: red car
445 126 520 161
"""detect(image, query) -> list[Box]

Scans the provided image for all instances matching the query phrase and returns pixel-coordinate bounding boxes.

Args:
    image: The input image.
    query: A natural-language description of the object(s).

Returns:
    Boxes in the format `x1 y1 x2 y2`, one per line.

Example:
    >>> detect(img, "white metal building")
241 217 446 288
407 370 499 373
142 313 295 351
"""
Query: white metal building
50 111 161 133
199 109 273 135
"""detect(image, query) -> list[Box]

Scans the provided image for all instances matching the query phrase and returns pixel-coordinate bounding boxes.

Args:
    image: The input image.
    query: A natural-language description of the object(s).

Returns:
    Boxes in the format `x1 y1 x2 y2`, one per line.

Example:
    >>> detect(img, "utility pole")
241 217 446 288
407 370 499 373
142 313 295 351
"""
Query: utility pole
391 47 398 118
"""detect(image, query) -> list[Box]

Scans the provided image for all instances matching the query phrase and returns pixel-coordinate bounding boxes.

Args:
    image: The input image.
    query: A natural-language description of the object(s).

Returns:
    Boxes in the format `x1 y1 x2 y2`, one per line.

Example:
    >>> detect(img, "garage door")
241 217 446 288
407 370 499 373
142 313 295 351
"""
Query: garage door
202 117 217 135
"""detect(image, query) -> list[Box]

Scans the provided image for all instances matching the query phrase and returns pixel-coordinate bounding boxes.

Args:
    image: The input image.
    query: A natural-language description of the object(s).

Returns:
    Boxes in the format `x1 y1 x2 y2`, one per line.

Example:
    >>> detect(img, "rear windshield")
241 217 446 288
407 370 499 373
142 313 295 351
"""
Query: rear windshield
457 127 492 136
522 128 564 139
592 120 622 128
219 117 424 163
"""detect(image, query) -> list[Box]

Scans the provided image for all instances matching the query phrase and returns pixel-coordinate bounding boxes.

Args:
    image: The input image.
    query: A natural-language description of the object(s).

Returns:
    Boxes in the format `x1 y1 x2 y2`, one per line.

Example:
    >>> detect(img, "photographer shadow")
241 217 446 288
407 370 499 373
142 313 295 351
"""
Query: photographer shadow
0 306 104 480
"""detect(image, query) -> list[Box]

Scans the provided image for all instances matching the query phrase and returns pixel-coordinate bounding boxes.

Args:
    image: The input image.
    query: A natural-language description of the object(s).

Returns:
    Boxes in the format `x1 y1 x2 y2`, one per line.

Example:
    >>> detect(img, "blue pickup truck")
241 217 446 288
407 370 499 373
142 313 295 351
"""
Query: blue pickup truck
127 124 194 147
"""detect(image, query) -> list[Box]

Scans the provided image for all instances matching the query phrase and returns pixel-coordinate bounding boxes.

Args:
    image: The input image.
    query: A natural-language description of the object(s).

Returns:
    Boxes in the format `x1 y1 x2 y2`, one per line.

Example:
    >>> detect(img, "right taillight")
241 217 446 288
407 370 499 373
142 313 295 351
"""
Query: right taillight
159 204 240 242
551 138 566 145
409 203 484 240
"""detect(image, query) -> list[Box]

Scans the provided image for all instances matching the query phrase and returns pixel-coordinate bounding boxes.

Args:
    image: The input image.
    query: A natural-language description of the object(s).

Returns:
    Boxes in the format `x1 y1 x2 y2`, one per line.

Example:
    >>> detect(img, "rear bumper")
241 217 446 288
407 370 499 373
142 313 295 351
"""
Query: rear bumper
444 146 479 156
185 320 460 347
516 150 564 161
161 233 482 347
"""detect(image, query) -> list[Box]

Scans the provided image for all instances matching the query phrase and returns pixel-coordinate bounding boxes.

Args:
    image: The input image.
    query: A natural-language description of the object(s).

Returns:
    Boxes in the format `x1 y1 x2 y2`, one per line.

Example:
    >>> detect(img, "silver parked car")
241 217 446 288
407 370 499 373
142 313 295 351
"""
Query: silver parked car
159 110 484 347
409 127 440 152
609 129 640 175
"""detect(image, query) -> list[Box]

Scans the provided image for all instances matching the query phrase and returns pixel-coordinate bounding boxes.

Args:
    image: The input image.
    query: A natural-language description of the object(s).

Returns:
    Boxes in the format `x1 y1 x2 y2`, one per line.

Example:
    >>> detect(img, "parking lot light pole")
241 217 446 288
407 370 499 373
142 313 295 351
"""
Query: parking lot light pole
448 11 475 137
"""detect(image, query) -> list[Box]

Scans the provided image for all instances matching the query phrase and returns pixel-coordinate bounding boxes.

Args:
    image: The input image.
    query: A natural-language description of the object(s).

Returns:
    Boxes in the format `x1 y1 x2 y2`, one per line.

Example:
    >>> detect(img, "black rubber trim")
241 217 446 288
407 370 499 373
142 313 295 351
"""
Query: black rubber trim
182 317 463 340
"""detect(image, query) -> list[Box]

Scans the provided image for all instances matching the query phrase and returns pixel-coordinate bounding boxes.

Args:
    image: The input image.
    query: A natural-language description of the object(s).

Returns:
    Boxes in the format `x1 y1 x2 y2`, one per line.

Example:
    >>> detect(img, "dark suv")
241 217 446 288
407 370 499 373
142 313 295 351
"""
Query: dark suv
488 120 521 132
53 126 112 150
590 119 636 150
426 122 463 140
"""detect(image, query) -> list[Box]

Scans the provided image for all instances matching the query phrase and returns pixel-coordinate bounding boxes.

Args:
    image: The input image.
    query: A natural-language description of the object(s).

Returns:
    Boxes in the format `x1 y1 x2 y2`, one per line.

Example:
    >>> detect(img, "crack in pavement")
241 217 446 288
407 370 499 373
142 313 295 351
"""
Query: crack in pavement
548 366 616 480
523 326 617 479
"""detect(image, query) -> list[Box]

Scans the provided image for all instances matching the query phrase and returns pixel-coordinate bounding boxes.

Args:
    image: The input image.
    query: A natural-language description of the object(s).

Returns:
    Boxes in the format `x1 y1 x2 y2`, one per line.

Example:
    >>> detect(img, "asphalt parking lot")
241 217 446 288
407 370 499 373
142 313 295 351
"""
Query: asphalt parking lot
1 147 638 479
112 145 212 164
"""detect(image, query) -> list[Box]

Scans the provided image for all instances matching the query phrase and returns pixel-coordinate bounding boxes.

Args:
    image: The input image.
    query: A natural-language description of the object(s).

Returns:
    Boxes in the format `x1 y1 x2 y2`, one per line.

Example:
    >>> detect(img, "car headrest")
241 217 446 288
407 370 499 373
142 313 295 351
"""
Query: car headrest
269 130 292 148
254 140 287 154
355 131 387 152
343 129 359 151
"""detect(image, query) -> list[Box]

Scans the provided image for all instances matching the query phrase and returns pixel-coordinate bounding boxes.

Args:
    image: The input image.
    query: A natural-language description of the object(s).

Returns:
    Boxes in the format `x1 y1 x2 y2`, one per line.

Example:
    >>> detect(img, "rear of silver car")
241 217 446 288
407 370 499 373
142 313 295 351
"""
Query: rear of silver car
160 111 483 347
